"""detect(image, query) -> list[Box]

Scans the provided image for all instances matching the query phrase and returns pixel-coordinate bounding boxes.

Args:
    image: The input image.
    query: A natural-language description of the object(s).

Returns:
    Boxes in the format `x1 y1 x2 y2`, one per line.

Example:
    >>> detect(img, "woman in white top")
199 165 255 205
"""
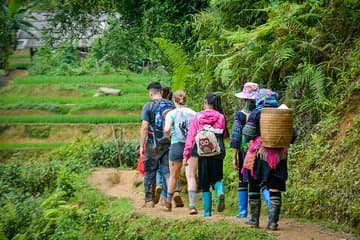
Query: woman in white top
164 90 198 214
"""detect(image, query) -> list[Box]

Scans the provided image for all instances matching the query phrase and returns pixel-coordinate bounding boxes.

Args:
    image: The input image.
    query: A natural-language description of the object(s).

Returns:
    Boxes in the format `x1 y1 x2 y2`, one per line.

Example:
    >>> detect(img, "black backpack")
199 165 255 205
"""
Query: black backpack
149 99 175 149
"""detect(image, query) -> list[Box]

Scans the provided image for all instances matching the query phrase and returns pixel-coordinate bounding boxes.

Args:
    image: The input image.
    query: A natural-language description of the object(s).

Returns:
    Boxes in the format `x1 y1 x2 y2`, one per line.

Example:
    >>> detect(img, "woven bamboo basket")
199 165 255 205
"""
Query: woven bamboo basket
260 108 293 148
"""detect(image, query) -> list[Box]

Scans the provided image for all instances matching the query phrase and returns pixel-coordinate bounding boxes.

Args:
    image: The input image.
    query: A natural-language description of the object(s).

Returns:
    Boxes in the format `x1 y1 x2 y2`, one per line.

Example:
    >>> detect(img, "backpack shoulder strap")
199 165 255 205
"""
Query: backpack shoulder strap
149 99 162 122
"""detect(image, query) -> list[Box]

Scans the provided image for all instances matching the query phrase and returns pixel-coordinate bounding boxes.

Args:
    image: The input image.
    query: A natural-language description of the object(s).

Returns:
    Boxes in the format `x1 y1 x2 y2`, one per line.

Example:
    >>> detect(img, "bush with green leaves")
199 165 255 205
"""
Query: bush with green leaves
0 137 276 240
187 1 359 126
90 140 119 168
88 21 155 72
119 140 138 168
89 139 138 168
29 41 80 76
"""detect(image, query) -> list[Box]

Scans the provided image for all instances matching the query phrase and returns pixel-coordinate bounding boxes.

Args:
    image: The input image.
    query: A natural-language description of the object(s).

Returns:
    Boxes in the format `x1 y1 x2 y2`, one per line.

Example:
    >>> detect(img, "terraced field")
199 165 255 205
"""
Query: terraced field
0 71 170 158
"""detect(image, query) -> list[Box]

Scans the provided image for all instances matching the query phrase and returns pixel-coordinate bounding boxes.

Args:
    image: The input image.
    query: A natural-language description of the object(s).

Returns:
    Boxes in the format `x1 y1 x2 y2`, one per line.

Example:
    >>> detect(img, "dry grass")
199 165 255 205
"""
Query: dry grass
107 172 121 185
0 123 140 144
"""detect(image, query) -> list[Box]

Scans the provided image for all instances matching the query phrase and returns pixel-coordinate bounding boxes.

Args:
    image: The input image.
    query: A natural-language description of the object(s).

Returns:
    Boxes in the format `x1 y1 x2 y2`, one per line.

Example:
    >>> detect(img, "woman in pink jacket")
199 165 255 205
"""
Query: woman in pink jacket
183 93 228 217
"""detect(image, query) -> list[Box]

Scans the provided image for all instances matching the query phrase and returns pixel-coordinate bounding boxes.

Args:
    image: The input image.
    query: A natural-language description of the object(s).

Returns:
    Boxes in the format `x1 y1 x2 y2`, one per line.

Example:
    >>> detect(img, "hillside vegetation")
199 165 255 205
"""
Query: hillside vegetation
180 1 360 228
0 0 359 235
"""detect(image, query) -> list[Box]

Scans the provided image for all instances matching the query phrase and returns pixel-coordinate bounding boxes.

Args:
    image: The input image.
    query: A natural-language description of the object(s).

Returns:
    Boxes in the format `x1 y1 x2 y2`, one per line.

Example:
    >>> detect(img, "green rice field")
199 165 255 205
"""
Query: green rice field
0 115 140 124
0 143 68 150
0 70 169 154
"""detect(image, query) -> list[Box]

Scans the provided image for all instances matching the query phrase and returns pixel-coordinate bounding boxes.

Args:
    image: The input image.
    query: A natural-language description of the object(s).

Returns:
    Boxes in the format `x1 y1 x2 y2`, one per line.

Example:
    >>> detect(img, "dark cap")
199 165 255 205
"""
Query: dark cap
147 81 162 90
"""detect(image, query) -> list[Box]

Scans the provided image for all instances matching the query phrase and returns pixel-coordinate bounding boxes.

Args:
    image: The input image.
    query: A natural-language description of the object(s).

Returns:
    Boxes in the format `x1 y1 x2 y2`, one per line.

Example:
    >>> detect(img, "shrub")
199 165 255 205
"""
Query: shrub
90 141 119 168
29 42 80 76
119 140 138 168
89 140 138 168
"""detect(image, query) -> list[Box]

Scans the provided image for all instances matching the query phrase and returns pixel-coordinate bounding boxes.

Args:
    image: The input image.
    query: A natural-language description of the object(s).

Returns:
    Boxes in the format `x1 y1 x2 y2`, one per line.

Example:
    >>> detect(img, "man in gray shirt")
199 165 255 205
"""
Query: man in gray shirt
139 82 174 207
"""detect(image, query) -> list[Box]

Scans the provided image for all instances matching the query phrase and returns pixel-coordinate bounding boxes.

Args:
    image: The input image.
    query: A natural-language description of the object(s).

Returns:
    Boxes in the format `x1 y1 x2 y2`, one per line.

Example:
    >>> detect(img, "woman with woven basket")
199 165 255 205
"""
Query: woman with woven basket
241 89 296 230
230 82 259 219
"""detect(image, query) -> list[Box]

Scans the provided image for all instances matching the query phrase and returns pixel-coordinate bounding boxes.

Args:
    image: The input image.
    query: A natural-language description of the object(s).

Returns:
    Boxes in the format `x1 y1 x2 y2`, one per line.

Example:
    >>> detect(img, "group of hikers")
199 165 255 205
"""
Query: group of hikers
138 81 296 230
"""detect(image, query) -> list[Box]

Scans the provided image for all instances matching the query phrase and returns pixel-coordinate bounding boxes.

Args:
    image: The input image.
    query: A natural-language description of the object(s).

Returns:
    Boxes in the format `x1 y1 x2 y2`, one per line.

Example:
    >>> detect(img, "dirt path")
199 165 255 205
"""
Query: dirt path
88 168 358 240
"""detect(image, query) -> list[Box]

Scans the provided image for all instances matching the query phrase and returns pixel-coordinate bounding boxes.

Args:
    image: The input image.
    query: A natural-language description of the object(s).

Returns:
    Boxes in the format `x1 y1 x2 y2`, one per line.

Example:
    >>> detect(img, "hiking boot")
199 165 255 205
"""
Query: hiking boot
267 197 281 231
189 206 198 215
163 201 172 212
214 181 225 212
154 185 162 204
244 198 261 228
143 201 155 208
267 223 279 231
173 192 184 208
159 196 166 207
217 193 225 212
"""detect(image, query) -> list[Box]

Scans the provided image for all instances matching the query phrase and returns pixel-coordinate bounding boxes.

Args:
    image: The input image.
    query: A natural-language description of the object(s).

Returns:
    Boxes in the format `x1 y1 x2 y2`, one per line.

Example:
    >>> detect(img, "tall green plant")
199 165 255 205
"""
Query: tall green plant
154 38 192 91
285 63 333 126
0 0 36 69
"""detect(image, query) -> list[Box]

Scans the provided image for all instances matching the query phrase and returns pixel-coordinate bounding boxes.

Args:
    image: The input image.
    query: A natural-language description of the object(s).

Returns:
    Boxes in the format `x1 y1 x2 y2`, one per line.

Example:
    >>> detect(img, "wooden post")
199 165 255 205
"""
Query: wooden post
112 125 122 167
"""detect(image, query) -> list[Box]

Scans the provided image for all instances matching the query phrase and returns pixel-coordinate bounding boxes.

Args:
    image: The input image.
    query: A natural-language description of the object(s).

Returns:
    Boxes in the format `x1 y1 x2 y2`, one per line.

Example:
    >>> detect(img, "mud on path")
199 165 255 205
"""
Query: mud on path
88 168 358 240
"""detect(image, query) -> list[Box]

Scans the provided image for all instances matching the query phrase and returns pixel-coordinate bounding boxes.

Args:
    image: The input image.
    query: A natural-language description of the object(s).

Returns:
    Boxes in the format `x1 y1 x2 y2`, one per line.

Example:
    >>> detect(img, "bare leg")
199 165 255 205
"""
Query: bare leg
185 156 198 213
164 160 182 211
185 156 198 191
168 161 182 193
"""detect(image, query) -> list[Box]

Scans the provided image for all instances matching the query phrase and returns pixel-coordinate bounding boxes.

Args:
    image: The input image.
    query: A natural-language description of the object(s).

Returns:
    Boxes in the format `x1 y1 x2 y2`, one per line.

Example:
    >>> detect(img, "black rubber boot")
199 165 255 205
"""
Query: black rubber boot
267 198 281 230
244 199 261 228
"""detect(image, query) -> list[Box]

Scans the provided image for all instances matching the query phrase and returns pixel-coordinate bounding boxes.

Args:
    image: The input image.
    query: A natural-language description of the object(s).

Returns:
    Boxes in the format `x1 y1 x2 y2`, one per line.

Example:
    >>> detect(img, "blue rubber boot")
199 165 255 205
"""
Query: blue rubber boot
214 181 225 212
261 186 270 209
201 192 212 217
236 191 248 218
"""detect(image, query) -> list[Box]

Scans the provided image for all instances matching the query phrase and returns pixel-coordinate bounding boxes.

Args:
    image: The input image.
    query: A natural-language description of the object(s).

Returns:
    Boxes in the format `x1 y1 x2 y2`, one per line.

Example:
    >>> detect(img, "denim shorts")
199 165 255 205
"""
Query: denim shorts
169 142 185 162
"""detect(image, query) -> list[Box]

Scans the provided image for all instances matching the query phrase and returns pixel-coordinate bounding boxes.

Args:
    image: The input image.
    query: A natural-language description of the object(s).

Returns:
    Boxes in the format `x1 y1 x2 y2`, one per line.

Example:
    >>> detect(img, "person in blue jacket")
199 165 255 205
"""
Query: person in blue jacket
230 82 259 218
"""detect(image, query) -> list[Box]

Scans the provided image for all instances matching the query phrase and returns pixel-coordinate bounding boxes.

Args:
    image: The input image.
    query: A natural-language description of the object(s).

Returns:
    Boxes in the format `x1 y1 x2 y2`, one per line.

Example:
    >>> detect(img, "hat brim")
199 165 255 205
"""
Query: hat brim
235 92 256 99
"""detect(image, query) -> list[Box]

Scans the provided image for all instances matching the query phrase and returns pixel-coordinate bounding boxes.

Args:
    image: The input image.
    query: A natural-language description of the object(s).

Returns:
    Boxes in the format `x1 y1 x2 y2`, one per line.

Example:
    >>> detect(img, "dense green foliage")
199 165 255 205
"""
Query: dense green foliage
185 0 359 229
154 38 192 91
186 0 359 229
0 139 275 240
3 0 360 232
0 0 36 69
27 0 208 75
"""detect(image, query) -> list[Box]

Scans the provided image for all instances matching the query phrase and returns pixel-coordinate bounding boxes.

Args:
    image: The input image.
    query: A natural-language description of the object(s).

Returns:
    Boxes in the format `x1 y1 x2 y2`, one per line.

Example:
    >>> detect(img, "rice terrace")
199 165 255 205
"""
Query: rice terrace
1 0 359 239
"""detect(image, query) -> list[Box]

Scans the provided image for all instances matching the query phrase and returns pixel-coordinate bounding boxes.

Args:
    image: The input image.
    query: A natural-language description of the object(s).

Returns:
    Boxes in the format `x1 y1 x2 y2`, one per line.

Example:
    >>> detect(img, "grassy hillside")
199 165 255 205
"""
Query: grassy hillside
0 140 275 240
0 72 169 158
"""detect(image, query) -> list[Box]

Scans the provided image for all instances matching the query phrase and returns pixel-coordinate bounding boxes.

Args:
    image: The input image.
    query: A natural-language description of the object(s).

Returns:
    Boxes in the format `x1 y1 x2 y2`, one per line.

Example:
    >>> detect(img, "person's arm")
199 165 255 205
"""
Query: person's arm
242 110 260 142
183 115 198 164
230 112 244 148
164 112 172 139
139 102 151 156
230 112 246 170
139 120 149 156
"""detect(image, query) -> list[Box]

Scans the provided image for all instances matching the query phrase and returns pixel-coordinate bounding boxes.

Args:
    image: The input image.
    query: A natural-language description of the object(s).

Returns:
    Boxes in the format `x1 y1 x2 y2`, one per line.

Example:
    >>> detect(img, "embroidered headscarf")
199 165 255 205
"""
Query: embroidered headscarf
256 89 279 110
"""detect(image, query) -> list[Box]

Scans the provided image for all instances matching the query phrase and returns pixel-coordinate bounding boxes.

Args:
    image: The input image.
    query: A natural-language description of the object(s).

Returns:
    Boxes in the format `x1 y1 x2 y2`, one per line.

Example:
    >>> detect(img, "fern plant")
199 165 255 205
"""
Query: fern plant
153 38 192 91
285 63 333 125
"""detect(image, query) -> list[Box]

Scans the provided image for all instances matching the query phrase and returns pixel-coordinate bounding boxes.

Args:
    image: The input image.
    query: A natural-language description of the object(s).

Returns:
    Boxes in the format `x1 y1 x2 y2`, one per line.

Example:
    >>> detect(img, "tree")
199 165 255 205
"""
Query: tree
0 0 36 69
